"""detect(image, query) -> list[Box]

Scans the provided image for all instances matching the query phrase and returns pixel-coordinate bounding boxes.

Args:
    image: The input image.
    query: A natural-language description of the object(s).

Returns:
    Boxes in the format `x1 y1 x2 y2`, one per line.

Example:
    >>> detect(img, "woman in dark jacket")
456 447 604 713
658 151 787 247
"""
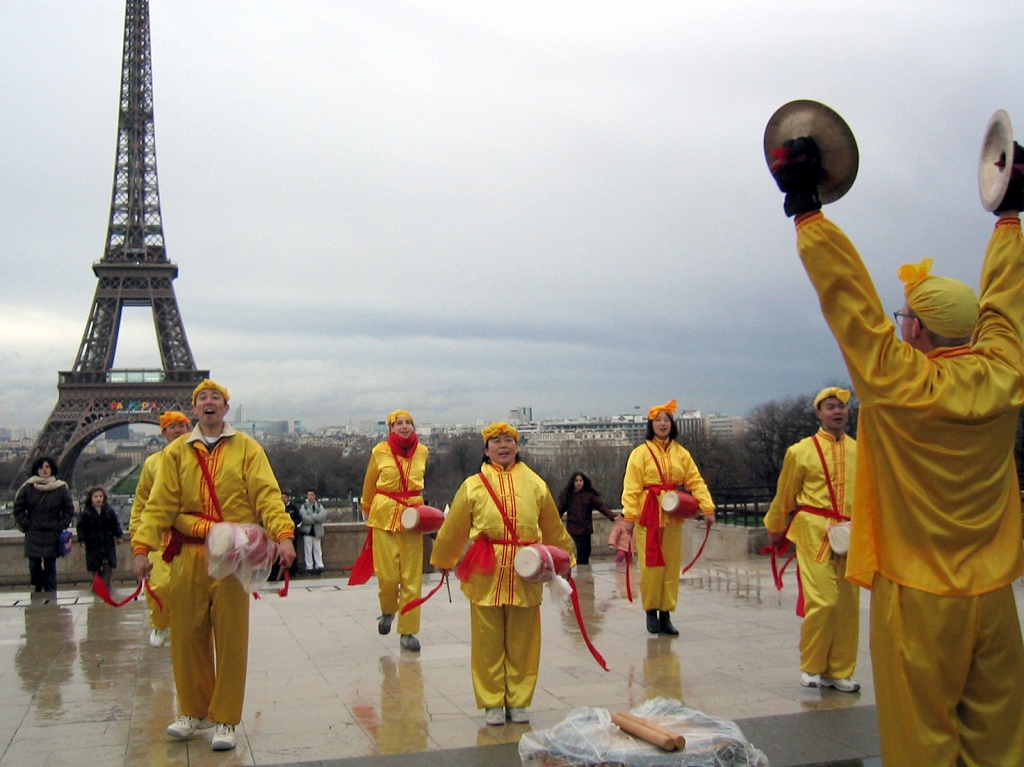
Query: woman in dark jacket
76 485 124 587
13 455 76 598
557 472 616 565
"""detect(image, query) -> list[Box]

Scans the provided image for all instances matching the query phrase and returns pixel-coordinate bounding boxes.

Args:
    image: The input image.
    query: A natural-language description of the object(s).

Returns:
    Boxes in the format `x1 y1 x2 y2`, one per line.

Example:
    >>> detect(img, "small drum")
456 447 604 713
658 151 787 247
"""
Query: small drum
660 488 701 518
400 505 446 534
514 544 571 583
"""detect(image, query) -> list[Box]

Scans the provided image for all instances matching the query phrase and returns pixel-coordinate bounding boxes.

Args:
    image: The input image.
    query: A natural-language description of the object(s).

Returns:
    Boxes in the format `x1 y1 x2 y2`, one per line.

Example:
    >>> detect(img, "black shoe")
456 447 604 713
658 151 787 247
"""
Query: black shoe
378 613 395 635
658 611 679 636
646 610 661 634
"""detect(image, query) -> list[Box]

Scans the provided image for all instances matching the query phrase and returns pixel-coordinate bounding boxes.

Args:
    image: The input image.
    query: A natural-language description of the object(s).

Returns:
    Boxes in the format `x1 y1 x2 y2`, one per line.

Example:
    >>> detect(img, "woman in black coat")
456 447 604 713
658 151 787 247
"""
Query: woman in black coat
13 455 76 598
76 485 124 587
557 471 616 565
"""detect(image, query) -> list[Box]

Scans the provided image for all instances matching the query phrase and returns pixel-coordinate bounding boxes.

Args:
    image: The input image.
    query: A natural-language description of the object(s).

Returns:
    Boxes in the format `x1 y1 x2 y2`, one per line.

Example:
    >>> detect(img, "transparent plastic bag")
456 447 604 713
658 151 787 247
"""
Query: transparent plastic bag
206 522 279 592
518 697 769 767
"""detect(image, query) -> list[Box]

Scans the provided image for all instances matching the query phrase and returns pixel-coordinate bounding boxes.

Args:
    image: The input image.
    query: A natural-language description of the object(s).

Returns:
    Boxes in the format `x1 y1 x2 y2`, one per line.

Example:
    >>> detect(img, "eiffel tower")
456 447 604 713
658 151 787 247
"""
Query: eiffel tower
23 0 208 486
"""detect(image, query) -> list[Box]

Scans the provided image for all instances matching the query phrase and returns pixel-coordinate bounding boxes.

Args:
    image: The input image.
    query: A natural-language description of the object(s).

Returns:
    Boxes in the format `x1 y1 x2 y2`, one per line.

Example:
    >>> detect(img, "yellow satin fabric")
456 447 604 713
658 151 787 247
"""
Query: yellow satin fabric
620 440 715 525
372 528 424 635
361 441 428 531
469 603 541 709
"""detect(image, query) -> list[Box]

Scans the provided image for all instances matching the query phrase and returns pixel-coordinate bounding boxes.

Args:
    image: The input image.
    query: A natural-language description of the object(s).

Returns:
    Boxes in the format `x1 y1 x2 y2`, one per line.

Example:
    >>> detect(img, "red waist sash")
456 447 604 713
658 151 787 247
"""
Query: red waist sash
639 483 675 567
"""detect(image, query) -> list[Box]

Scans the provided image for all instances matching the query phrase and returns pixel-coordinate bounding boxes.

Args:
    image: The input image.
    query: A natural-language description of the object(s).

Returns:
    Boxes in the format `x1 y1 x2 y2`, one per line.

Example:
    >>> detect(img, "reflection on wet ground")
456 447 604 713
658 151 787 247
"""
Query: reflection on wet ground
0 557 1009 766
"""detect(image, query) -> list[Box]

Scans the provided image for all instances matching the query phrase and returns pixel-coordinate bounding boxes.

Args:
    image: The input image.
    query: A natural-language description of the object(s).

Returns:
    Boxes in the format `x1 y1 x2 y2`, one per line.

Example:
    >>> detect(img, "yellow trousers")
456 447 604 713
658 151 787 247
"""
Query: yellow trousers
634 524 682 612
795 548 859 678
146 549 171 630
871 575 1024 767
372 529 424 636
470 603 541 709
169 544 250 726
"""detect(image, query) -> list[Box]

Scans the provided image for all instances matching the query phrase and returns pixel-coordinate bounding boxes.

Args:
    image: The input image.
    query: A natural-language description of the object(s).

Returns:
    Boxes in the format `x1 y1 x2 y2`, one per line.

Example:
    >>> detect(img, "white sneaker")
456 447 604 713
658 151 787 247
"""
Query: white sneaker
507 706 529 723
485 707 505 726
211 723 236 751
167 715 204 739
821 676 861 693
149 628 170 647
800 672 822 688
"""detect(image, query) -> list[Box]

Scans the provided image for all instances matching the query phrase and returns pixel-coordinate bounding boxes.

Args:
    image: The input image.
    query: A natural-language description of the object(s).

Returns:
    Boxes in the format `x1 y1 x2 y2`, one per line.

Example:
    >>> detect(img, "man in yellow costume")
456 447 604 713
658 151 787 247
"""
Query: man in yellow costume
129 410 191 648
621 400 715 636
764 387 859 692
771 134 1024 766
360 408 429 651
430 422 574 726
133 379 296 752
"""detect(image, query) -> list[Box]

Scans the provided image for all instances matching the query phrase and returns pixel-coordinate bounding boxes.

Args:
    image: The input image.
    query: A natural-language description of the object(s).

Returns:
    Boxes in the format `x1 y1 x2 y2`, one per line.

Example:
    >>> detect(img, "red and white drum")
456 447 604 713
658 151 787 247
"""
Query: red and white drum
660 489 701 518
514 544 572 583
400 505 446 534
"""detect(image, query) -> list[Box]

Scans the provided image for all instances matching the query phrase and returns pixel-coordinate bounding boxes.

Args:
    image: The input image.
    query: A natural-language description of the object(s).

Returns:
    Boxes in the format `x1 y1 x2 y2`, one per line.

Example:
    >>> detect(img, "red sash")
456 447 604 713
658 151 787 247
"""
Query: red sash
639 443 677 568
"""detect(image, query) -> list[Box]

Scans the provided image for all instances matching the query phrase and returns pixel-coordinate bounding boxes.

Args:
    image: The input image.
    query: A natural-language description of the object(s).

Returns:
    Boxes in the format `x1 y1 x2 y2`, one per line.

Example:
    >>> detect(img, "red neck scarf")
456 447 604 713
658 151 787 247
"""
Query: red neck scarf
387 430 419 459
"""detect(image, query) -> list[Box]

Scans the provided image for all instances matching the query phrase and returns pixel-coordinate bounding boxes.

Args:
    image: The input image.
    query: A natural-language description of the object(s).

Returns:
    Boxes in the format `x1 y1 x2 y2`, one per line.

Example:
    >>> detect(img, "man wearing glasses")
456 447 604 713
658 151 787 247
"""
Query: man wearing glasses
771 135 1024 766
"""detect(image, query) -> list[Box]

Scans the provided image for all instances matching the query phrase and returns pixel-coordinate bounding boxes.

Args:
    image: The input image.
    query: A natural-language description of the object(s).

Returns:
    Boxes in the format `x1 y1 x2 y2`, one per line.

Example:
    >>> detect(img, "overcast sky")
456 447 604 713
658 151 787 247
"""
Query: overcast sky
2 1 1022 431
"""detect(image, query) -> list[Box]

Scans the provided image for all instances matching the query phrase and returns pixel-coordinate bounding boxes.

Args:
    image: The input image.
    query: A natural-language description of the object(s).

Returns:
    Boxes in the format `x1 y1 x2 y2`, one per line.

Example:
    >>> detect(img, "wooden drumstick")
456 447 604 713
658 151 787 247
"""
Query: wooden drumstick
614 711 686 750
610 712 678 751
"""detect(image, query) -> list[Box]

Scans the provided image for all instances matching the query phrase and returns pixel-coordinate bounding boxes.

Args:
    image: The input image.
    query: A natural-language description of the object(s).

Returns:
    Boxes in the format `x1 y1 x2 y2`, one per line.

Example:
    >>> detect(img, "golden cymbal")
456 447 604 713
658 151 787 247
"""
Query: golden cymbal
978 109 1014 212
764 99 859 204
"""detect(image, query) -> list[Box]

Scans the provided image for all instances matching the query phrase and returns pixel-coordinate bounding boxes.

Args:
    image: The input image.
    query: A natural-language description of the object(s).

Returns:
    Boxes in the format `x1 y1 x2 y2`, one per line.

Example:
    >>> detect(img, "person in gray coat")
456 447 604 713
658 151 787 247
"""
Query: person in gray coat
299 490 327 575
14 455 75 600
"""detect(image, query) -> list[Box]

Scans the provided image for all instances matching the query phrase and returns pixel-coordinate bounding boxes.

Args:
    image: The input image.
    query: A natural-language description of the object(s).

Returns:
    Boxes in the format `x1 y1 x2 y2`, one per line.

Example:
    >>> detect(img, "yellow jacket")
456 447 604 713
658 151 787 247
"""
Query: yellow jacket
133 424 294 553
430 461 574 607
129 450 161 539
621 439 715 525
361 440 428 531
764 429 856 563
796 212 1024 595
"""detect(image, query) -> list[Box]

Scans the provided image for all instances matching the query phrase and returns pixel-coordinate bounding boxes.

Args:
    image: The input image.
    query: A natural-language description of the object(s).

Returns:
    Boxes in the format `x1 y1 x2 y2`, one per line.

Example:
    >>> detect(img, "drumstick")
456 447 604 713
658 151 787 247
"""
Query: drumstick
610 712 678 751
614 710 686 749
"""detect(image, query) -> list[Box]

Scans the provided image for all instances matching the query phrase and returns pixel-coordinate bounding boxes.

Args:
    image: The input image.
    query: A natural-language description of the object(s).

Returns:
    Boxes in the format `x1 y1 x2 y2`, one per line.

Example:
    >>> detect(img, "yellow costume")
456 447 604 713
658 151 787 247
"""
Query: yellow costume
620 439 714 612
430 460 573 709
764 428 859 679
133 423 294 727
795 211 1024 766
361 439 429 636
130 450 172 632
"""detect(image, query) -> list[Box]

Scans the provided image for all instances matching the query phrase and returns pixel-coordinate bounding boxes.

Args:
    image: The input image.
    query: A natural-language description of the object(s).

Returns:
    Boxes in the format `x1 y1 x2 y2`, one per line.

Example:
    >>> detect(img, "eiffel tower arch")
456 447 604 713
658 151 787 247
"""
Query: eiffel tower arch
23 0 208 487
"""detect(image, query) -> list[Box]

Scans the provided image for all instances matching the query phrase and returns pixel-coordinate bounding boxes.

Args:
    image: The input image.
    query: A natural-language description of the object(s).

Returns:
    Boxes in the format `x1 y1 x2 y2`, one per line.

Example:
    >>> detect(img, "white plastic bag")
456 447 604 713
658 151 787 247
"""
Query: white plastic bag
206 522 279 592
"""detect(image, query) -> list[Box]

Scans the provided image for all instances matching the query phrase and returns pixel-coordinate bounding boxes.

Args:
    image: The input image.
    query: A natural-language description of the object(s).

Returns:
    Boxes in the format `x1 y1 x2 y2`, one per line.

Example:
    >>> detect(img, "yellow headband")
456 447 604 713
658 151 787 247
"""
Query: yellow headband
647 399 678 421
481 422 520 443
387 409 414 428
813 387 851 409
898 258 979 339
159 411 190 430
192 379 230 404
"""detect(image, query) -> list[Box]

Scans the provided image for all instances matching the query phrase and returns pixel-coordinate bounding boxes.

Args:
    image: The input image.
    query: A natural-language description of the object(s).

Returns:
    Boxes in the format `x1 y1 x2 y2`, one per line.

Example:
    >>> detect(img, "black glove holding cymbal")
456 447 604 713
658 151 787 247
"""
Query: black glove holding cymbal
995 141 1024 215
771 136 826 217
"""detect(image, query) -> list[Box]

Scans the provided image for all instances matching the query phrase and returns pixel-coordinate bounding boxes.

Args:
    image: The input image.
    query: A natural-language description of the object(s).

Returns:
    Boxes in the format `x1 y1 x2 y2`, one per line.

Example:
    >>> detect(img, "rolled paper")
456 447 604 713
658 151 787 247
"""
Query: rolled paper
610 712 677 751
615 710 686 750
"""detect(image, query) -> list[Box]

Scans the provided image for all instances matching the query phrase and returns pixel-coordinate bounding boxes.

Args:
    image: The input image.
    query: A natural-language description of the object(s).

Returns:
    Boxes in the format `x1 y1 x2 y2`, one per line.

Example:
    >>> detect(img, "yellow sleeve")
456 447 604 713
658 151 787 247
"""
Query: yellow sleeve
133 446 182 553
129 452 159 538
764 445 803 533
676 445 715 515
430 479 473 569
361 448 381 514
537 482 576 565
243 442 293 541
620 446 647 521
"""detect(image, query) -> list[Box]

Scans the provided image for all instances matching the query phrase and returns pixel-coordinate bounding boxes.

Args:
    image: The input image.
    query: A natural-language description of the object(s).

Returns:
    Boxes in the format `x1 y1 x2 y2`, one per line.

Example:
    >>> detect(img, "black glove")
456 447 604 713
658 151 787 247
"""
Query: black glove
995 142 1024 215
771 136 825 217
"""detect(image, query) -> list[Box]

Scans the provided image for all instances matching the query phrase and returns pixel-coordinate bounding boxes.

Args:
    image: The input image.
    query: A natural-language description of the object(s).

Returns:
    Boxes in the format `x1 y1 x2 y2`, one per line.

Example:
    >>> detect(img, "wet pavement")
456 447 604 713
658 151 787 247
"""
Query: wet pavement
0 554 1007 766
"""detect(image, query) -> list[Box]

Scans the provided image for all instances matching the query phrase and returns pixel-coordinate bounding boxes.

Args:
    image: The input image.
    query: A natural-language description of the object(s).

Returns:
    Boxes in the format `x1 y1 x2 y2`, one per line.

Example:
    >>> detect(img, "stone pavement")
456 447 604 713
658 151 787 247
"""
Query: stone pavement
0 551 964 767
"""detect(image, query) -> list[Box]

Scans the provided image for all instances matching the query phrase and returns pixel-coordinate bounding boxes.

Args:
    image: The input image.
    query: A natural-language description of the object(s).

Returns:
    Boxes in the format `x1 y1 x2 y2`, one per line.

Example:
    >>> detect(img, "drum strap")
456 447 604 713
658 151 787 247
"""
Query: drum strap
477 471 519 543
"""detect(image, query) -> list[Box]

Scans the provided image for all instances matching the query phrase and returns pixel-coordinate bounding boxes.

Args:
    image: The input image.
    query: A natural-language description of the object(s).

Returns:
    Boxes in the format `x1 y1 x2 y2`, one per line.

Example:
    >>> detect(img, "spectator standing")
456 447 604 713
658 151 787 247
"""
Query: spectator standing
557 472 616 566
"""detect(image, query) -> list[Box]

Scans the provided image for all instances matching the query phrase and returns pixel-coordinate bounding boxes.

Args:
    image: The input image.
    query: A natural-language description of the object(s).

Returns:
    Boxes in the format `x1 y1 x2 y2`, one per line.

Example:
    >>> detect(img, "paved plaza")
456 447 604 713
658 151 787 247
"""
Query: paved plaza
0 551 970 767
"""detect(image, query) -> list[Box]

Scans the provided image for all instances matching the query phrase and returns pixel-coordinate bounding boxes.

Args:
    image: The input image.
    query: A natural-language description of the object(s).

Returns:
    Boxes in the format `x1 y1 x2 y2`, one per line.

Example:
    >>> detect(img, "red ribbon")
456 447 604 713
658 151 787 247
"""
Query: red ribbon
455 537 498 581
625 550 633 602
348 529 375 585
92 573 163 611
681 521 712 575
638 488 672 567
400 571 448 615
567 574 609 671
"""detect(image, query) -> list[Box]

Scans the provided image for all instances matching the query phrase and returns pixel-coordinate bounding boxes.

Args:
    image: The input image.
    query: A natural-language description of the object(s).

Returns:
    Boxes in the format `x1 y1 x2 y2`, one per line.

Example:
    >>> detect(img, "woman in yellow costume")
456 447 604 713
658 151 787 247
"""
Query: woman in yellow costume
621 400 715 635
360 409 430 652
430 422 574 726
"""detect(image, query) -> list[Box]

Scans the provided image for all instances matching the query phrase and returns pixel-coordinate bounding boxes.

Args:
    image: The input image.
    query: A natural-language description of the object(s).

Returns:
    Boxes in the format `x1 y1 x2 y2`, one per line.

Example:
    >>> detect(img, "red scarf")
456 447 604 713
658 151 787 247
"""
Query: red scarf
387 430 419 458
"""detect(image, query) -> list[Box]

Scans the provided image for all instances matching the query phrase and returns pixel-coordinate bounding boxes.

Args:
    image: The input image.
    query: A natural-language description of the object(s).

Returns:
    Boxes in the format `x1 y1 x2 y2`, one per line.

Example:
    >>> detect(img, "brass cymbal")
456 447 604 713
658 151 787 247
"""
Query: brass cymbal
978 109 1014 212
764 99 859 204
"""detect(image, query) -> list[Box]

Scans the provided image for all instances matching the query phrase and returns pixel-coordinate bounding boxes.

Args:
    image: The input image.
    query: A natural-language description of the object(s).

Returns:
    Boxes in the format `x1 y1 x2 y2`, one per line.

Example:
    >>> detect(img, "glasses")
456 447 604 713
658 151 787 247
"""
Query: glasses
892 311 917 324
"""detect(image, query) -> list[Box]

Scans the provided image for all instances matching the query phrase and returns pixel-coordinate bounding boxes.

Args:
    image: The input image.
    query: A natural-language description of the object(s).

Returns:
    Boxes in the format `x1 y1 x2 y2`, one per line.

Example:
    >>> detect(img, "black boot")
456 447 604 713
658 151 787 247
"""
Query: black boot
646 609 661 634
659 611 679 636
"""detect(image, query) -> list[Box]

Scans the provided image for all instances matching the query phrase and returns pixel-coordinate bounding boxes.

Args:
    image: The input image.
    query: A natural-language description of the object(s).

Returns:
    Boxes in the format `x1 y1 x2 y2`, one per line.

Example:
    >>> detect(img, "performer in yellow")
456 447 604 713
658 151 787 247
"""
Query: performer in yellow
764 387 859 692
360 408 429 651
621 400 715 636
133 379 296 752
771 135 1024 766
430 422 574 727
129 410 192 648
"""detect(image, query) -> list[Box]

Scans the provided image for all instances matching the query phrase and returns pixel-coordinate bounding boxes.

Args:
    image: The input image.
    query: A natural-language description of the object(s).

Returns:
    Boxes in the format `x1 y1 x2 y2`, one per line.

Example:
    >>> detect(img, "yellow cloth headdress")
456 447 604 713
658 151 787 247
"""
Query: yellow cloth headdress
191 379 230 404
647 399 678 421
159 411 190 430
898 258 979 339
813 387 851 410
481 422 520 443
387 409 414 428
